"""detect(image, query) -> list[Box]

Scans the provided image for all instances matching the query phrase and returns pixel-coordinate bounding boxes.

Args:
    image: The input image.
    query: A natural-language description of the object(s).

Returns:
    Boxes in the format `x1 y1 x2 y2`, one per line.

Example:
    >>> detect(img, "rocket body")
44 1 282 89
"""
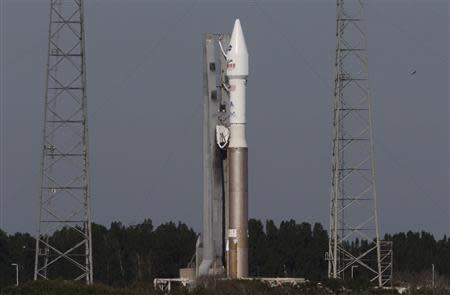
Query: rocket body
226 19 249 279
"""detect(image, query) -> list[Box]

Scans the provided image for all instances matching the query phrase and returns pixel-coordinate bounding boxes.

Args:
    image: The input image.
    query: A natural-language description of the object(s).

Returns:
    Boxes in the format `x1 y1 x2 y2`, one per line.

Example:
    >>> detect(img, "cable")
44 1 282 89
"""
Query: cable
251 0 333 93
1 0 200 232
250 0 449 229
2 0 102 68
143 99 202 202
374 136 450 228
140 2 258 209
2 0 447 234
0 0 5 229
89 0 199 121
91 0 201 213
368 2 449 65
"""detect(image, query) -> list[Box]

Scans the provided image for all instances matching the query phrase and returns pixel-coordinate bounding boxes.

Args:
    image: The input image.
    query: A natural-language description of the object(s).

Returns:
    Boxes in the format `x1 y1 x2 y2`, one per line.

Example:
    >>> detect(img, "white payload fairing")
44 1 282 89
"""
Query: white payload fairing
226 19 249 279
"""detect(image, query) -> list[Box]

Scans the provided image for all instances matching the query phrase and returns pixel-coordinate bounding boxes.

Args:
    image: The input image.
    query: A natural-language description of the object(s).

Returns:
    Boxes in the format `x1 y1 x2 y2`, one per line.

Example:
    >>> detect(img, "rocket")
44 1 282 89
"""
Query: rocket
226 19 249 279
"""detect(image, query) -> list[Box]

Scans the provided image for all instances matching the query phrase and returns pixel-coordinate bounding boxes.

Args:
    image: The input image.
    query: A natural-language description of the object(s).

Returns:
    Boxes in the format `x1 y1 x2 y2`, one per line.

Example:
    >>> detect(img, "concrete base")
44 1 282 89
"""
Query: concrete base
179 268 196 281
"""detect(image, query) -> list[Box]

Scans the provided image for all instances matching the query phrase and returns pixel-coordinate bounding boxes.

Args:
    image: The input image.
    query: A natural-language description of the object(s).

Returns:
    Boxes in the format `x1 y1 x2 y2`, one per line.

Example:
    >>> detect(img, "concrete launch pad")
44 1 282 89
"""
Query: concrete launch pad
153 277 307 292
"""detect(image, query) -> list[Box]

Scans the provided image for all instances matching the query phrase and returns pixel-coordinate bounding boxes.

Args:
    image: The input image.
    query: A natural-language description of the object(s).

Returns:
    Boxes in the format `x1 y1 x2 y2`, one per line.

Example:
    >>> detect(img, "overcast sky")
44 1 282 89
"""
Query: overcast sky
1 0 449 237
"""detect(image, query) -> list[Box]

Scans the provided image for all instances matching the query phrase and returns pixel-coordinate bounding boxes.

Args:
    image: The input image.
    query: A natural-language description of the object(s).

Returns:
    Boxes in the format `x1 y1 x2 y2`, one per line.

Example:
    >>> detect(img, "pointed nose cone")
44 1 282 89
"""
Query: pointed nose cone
230 19 248 57
227 19 249 78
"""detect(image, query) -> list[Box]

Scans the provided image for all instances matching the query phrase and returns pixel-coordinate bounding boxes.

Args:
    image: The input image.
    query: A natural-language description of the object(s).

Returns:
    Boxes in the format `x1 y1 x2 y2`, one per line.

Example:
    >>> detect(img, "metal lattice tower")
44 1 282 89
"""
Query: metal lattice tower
328 0 389 287
34 0 93 283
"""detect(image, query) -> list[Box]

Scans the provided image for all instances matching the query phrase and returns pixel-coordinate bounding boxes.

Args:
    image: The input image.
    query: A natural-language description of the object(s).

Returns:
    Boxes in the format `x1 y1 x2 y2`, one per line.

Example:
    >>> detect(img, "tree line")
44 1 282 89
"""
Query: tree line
0 219 449 288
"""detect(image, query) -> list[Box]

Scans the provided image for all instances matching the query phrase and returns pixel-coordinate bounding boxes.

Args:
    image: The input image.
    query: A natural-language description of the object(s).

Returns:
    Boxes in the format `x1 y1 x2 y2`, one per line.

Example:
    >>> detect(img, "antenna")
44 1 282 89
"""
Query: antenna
328 0 391 287
34 0 93 283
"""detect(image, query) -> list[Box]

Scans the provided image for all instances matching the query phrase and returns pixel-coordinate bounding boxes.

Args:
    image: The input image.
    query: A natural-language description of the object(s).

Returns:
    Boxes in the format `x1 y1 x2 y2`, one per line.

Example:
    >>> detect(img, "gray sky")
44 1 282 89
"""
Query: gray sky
1 0 449 237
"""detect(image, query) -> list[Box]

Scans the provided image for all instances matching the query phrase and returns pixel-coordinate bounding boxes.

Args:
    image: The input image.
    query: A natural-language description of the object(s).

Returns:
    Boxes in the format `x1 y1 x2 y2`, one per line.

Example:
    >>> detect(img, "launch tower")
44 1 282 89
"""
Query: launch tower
34 0 93 283
328 0 391 287
197 20 249 279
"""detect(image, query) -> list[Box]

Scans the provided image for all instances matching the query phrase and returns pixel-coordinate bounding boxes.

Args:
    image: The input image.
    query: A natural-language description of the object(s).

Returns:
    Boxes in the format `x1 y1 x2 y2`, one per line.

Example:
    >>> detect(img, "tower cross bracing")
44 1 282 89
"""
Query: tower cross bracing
34 0 93 284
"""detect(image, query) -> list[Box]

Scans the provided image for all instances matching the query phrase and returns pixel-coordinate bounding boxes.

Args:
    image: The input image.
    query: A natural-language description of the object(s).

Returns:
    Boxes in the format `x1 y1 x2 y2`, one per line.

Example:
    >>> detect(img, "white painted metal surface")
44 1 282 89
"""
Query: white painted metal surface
226 19 249 279
227 19 249 149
